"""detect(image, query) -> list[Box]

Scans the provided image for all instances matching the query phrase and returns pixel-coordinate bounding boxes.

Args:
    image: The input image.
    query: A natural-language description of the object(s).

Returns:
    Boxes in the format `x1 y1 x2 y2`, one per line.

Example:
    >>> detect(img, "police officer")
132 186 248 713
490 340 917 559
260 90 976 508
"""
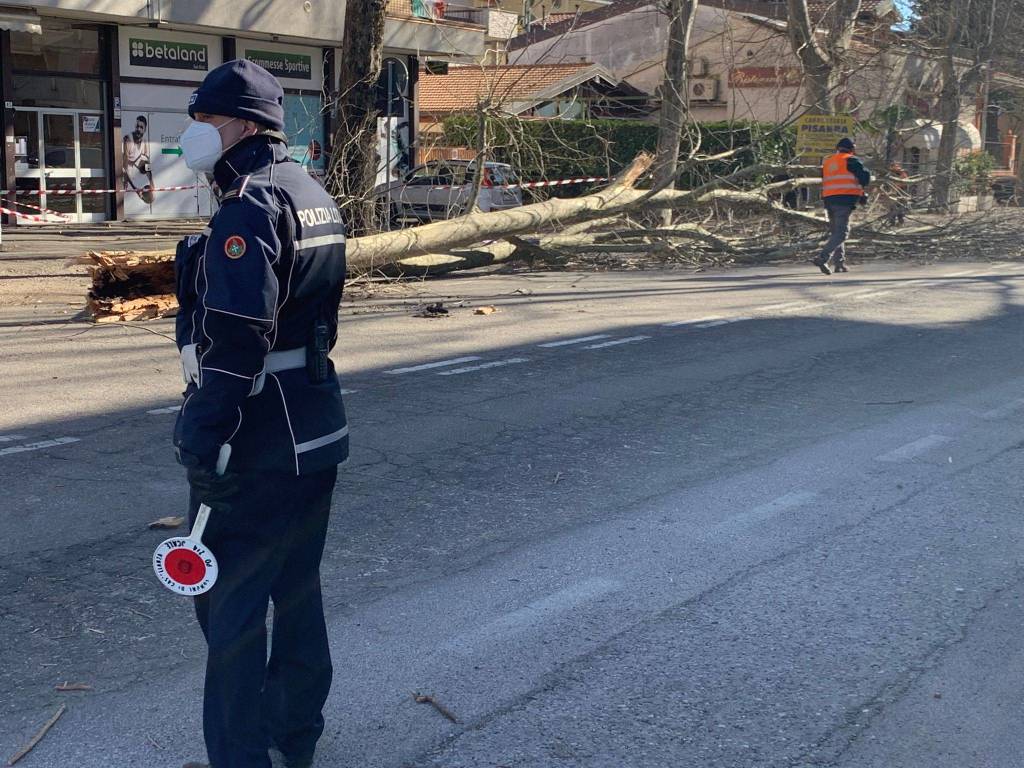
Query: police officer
173 60 348 768
813 137 871 275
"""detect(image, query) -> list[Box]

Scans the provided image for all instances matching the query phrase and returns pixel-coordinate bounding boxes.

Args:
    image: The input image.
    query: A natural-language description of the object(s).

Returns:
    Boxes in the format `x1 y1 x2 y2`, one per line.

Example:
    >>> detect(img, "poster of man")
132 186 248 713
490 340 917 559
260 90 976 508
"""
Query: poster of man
122 115 154 205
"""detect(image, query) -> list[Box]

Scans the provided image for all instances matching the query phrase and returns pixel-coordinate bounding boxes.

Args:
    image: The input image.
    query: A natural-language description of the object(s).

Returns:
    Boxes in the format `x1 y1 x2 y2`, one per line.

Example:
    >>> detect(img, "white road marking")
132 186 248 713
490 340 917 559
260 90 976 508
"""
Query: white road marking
945 270 975 277
538 334 612 348
447 577 623 653
437 358 529 376
663 316 722 327
339 389 358 395
147 406 181 415
724 490 819 529
764 302 820 314
0 437 80 457
876 434 951 462
982 398 1024 420
584 335 652 349
0 435 27 443
384 356 482 375
696 317 752 329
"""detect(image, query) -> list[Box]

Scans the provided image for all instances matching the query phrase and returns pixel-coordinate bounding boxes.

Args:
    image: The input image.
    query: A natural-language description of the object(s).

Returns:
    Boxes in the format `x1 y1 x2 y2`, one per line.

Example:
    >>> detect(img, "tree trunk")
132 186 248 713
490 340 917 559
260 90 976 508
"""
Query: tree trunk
652 0 700 196
330 0 387 236
785 0 861 115
933 50 961 210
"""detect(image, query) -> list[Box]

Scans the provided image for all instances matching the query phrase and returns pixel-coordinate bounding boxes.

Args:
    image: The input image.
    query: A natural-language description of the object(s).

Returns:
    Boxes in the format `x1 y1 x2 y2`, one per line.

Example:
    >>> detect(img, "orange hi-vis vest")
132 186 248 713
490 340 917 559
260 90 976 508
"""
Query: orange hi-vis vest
822 152 864 197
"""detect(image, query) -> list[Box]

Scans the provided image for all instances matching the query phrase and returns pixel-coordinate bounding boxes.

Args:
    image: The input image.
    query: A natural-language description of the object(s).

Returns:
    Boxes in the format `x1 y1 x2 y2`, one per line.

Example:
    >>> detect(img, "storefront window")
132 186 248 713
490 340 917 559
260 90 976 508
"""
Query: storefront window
283 94 326 172
12 75 104 110
10 20 102 75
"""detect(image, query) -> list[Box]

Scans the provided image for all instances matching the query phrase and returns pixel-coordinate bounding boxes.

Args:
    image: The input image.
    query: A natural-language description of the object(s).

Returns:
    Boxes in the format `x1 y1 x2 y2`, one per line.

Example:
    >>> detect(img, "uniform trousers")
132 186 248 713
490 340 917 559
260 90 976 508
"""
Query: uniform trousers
189 467 338 768
819 199 856 266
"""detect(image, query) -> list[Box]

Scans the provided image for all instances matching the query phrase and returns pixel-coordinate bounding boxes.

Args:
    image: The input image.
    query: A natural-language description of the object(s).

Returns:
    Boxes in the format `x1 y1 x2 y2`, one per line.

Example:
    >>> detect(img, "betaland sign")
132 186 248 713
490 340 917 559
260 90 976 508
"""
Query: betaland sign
130 38 209 71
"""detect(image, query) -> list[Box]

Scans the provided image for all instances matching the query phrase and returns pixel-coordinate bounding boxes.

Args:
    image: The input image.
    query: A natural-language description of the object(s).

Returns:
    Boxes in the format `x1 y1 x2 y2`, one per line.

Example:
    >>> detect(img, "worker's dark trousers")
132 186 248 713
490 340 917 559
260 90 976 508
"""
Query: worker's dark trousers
819 199 855 266
189 467 338 768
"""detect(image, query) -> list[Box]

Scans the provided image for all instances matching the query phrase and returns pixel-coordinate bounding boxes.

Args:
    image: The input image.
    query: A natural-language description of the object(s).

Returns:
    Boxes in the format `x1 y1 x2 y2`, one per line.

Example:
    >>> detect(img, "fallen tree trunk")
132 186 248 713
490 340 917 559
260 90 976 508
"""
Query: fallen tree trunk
69 154 659 317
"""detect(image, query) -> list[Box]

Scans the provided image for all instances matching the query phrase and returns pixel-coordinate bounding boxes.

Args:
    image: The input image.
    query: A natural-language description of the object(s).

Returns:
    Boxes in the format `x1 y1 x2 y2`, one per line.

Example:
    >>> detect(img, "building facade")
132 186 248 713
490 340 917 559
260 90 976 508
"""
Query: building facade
1 1 487 223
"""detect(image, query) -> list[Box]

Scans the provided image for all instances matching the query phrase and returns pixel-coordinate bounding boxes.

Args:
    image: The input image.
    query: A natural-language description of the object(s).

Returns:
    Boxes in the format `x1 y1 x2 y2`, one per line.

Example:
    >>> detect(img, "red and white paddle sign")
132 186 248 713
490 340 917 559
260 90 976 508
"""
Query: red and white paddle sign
153 445 230 596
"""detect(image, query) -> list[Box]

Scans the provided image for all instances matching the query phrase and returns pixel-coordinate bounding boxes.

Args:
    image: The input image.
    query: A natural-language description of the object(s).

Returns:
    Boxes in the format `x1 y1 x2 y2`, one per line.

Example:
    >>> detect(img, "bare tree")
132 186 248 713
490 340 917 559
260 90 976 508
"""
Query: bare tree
785 0 862 114
914 0 1002 208
652 0 700 194
330 0 388 235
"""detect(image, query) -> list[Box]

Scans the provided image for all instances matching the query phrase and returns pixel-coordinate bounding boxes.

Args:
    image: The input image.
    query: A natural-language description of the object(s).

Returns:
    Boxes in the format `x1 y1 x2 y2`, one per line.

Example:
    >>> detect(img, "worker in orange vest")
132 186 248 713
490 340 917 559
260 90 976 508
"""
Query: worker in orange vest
813 137 871 275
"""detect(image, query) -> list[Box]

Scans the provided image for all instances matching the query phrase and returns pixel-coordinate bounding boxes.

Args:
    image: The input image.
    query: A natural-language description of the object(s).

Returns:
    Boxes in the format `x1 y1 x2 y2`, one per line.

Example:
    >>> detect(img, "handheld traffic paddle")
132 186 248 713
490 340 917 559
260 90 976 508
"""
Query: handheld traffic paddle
153 445 231 596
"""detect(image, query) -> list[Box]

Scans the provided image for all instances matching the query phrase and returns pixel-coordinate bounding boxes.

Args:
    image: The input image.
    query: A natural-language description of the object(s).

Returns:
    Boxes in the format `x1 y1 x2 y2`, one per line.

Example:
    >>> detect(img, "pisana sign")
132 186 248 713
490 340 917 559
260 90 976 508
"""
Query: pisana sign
796 113 857 158
129 38 209 71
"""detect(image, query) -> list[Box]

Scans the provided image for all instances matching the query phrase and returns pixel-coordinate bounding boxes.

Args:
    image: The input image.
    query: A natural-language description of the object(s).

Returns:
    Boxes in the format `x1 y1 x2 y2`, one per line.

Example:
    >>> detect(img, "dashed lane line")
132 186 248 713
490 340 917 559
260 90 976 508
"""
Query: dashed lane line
876 434 951 463
0 437 80 457
446 577 623 654
537 334 612 348
147 406 181 415
722 490 819 531
659 315 724 327
761 302 822 314
695 317 752 329
584 335 652 349
437 358 530 376
0 435 27 443
384 356 482 375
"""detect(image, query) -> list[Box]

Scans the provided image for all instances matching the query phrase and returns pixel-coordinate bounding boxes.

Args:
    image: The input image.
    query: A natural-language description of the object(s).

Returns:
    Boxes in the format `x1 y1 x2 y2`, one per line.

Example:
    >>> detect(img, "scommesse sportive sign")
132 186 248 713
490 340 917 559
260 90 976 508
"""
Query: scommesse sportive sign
245 50 312 80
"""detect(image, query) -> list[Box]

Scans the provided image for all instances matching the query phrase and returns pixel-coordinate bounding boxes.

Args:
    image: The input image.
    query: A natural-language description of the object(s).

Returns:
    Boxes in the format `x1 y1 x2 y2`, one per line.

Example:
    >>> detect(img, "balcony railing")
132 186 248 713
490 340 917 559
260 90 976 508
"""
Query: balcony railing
385 0 487 28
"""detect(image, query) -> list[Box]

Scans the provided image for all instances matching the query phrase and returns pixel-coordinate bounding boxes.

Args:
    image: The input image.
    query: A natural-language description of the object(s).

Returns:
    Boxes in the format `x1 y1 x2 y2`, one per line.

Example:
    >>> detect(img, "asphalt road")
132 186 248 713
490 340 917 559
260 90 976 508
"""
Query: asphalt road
2 259 1023 767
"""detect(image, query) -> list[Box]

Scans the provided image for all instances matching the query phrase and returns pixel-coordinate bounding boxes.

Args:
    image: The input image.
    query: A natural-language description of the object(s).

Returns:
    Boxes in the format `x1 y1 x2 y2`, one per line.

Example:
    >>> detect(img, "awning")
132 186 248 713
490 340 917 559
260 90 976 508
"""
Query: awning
901 118 983 152
0 8 42 34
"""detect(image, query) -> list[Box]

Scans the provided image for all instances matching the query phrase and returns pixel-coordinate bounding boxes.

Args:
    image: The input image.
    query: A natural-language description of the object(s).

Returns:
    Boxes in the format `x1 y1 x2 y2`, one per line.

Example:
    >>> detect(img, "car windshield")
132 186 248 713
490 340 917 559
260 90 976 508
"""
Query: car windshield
408 163 469 186
487 166 514 186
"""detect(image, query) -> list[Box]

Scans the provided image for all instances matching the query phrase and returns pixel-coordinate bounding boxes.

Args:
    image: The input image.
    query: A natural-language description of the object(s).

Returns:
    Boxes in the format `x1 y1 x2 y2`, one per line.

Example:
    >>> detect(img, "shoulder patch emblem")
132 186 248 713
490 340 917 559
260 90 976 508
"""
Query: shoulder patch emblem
224 235 247 259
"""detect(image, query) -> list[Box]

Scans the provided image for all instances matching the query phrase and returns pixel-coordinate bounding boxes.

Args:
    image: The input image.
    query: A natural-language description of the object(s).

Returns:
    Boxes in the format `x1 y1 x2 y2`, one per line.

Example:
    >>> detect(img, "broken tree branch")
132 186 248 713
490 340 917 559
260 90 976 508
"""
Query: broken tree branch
7 704 67 766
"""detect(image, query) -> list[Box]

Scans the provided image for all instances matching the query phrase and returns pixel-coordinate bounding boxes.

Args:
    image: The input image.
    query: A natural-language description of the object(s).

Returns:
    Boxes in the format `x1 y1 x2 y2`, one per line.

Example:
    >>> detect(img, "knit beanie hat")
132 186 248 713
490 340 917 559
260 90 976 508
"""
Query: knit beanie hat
188 59 285 131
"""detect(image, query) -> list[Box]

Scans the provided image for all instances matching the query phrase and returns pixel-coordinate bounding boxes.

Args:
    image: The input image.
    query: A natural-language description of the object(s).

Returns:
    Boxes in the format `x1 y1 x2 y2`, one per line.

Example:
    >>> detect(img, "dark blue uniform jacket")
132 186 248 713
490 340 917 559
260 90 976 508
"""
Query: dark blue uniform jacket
173 135 348 476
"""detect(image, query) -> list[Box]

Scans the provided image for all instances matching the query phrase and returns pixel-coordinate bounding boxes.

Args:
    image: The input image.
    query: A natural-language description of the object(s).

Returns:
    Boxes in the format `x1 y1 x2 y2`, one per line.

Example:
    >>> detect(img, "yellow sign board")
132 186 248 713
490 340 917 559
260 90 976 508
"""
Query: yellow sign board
796 113 856 159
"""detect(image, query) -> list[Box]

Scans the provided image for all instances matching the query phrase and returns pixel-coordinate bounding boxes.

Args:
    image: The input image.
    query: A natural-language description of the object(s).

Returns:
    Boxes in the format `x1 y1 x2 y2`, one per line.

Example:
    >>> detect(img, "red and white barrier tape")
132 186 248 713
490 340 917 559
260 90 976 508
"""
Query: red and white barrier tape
0 184 200 196
10 199 71 220
427 175 609 191
517 176 608 189
0 205 69 223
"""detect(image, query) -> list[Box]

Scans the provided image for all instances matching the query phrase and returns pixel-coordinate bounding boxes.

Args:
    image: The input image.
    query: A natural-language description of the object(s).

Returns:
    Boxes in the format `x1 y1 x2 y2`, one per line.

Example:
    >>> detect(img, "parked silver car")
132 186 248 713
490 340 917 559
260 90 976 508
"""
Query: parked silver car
376 160 523 225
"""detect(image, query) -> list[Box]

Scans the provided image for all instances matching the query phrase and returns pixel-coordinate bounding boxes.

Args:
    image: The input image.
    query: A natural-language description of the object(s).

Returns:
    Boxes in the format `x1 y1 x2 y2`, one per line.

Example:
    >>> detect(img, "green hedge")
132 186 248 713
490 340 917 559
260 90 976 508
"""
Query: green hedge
441 116 795 195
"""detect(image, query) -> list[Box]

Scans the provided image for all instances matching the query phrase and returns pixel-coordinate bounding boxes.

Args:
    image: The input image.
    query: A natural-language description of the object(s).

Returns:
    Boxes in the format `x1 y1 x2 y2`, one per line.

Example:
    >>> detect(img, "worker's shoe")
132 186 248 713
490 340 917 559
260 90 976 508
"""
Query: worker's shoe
812 257 832 275
834 262 850 273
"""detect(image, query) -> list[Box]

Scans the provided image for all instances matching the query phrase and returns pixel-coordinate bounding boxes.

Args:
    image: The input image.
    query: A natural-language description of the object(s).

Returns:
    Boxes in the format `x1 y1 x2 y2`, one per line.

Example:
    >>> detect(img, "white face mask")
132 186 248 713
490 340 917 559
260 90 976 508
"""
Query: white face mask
180 118 236 173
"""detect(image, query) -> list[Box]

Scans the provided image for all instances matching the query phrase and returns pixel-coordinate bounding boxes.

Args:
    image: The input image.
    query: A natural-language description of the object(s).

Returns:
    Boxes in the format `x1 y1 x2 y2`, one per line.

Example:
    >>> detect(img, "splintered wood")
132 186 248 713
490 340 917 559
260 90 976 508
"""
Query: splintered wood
67 250 177 322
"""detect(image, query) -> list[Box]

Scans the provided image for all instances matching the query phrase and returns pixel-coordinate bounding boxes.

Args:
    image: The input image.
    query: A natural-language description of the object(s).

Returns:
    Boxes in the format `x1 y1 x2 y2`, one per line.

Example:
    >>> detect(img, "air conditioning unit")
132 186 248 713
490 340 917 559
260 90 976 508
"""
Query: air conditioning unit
688 57 709 77
688 77 719 102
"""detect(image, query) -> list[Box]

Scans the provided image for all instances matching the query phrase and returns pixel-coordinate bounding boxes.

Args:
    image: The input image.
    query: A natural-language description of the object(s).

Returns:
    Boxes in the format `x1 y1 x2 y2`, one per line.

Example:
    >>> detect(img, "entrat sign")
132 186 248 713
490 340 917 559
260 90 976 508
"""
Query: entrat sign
130 38 208 71
246 50 313 80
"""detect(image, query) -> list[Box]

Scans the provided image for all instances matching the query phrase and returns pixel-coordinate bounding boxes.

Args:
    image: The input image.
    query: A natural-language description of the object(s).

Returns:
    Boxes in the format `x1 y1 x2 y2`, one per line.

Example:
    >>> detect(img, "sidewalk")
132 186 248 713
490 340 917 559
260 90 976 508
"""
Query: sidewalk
0 220 205 259
0 221 204 320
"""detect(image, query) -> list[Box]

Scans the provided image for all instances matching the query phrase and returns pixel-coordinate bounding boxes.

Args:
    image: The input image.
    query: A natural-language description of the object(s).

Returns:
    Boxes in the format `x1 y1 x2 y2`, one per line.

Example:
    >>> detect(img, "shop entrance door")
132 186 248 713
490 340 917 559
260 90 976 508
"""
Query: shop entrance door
13 108 110 223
